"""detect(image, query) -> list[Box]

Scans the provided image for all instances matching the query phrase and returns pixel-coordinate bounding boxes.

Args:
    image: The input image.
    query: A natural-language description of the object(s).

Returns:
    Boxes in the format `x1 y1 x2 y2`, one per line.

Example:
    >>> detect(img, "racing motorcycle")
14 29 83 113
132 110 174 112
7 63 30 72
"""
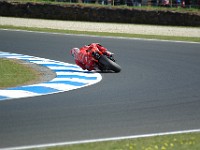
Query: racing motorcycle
91 50 121 73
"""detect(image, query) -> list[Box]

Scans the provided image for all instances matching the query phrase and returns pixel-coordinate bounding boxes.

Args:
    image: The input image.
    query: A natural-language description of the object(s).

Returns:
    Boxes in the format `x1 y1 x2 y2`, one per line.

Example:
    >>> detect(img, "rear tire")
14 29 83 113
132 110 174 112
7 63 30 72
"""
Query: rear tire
98 55 121 73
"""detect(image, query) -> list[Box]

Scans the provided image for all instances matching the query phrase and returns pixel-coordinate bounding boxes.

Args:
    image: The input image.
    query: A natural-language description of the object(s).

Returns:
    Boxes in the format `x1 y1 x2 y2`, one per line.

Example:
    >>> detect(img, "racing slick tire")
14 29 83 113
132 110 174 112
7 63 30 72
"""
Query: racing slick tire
98 55 121 73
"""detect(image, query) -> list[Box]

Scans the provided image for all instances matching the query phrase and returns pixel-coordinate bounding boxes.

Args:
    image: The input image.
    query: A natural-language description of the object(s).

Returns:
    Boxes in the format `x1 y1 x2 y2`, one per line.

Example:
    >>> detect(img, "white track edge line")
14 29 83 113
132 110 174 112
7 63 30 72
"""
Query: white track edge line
1 28 200 44
2 128 200 150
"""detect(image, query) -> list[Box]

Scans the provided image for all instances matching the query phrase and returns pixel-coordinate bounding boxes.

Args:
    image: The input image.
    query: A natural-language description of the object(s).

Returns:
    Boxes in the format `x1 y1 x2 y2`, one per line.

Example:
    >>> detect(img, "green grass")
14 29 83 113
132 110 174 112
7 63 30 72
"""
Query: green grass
0 58 40 88
1 25 200 42
32 132 200 150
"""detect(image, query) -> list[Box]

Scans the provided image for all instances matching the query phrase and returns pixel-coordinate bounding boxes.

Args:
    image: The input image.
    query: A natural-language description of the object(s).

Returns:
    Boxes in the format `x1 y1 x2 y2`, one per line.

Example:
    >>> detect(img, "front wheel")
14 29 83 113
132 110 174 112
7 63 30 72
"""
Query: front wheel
98 55 121 73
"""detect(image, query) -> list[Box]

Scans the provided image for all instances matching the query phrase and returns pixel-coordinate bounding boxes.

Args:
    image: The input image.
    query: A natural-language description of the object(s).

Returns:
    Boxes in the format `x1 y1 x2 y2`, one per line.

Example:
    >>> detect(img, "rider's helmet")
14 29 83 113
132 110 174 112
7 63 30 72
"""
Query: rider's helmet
70 48 80 59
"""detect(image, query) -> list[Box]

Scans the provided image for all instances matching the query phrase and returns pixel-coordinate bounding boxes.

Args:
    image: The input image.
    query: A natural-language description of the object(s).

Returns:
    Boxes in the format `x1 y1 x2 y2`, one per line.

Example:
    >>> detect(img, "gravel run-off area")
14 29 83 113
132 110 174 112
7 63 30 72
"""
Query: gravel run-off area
0 16 200 37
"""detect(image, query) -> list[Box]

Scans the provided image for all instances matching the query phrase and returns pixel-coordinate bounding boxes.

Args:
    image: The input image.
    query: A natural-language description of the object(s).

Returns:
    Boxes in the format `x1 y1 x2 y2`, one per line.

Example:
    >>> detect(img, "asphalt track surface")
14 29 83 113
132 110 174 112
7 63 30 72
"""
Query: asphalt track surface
0 30 200 149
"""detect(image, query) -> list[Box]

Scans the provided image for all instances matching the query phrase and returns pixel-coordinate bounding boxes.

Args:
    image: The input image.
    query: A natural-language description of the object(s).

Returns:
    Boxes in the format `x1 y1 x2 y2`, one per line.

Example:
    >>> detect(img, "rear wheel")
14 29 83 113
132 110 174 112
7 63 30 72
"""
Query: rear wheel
98 55 121 73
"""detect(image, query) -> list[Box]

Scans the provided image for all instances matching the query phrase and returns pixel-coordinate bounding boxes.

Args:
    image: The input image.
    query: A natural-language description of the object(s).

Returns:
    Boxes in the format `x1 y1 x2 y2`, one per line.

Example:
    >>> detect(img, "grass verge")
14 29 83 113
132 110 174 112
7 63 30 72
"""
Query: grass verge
1 25 200 43
32 132 200 150
0 58 40 89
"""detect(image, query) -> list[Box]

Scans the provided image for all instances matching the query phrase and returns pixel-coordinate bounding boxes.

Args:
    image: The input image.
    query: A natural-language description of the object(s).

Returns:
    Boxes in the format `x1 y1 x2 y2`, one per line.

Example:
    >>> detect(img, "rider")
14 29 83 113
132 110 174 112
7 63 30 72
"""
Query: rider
70 43 112 71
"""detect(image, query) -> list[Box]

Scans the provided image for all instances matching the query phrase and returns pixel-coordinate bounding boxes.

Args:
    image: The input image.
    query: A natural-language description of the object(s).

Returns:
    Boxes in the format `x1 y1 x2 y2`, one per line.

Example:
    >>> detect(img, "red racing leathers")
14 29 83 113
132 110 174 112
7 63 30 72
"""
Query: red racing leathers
72 43 111 71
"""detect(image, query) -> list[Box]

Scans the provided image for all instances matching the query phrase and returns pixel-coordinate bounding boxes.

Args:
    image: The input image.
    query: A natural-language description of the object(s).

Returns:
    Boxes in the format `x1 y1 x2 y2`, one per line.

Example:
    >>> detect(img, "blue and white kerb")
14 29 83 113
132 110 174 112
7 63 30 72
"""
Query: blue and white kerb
0 51 102 101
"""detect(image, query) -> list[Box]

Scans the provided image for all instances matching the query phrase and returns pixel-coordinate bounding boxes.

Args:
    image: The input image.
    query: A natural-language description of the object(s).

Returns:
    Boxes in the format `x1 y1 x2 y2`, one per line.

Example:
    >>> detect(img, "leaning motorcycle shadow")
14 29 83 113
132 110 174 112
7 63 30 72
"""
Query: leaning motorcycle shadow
62 69 116 74
95 70 119 73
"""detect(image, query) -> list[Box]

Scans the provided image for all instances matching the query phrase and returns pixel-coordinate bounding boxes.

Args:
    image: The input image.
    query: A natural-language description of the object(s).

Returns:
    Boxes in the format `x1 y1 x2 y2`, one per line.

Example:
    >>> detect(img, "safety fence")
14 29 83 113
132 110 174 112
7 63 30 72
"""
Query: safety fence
48 0 200 8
